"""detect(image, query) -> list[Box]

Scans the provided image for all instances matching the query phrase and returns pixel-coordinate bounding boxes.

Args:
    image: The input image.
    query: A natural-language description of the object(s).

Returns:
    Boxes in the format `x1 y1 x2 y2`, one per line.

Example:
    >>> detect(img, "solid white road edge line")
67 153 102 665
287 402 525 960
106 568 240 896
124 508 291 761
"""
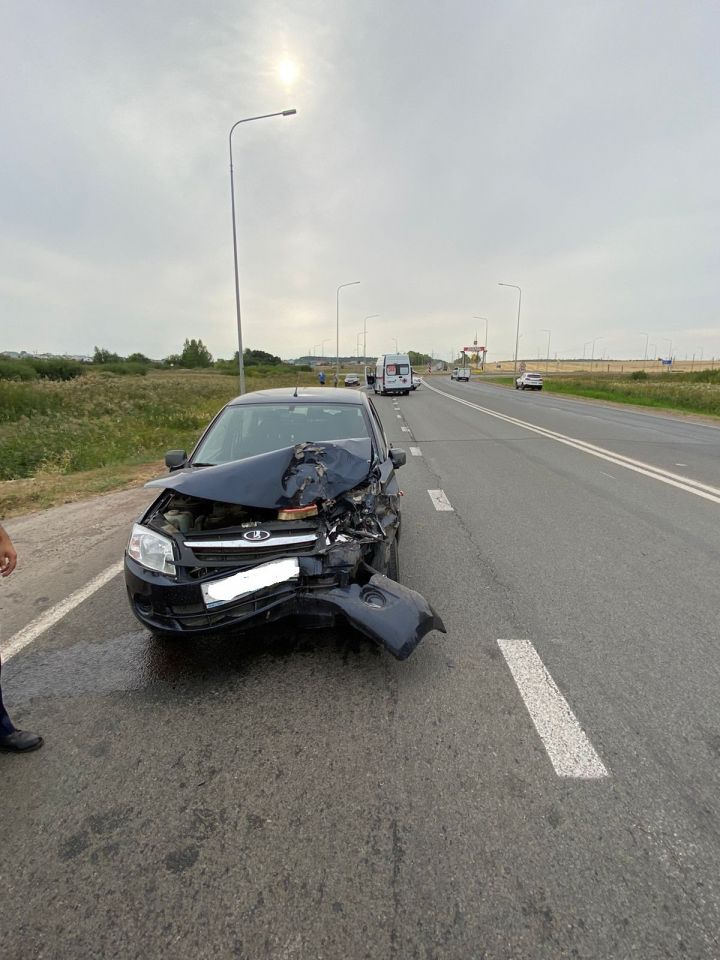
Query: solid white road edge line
2 561 124 661
497 639 608 779
409 447 422 456
424 381 720 505
428 489 454 511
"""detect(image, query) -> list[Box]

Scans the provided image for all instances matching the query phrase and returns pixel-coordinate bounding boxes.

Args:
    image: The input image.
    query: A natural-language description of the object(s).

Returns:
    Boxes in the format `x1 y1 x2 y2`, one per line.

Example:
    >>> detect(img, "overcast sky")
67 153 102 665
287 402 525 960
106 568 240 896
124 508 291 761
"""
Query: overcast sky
1 0 718 362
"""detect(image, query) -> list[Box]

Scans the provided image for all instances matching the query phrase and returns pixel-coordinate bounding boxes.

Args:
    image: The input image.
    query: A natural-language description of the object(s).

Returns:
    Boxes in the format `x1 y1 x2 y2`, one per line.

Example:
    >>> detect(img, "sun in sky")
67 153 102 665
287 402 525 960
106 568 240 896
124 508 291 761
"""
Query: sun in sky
277 56 299 88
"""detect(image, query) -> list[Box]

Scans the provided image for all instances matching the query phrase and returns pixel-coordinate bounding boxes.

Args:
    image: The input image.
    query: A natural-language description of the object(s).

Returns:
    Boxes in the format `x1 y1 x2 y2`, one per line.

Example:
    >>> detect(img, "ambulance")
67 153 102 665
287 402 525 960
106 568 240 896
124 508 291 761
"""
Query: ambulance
373 354 413 396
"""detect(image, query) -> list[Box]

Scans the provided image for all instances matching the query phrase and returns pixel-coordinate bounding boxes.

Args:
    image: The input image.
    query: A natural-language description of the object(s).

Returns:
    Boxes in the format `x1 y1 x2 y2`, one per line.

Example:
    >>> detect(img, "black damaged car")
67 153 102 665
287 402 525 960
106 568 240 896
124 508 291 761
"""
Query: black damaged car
125 388 445 659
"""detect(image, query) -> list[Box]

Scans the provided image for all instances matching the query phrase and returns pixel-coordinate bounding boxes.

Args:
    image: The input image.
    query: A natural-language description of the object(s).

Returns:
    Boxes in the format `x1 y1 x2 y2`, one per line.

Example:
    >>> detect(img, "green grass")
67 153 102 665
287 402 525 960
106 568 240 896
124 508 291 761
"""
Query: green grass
0 368 318 482
485 370 720 417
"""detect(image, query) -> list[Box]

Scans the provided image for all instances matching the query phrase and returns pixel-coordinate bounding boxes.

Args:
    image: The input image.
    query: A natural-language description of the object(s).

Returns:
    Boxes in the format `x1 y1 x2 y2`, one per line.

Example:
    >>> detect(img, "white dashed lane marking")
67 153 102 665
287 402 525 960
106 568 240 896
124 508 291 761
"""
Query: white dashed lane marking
409 447 422 456
401 426 410 432
497 639 608 779
3 562 124 661
428 489 454 511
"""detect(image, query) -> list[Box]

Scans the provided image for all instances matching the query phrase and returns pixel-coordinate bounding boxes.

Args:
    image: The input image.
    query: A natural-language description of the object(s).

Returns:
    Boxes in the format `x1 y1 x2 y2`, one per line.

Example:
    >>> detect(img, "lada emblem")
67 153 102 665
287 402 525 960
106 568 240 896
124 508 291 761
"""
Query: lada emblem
243 529 271 542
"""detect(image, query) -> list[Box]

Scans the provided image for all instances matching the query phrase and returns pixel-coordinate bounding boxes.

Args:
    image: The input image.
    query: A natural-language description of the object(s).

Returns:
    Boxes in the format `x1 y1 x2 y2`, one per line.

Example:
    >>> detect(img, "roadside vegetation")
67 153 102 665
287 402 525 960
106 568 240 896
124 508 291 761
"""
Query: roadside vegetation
0 362 318 516
488 369 720 418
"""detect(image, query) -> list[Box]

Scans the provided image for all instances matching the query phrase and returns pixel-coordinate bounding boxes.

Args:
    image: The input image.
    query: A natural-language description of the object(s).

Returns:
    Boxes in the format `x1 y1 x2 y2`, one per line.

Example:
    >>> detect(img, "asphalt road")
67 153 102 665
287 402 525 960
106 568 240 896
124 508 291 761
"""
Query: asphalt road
2 378 719 959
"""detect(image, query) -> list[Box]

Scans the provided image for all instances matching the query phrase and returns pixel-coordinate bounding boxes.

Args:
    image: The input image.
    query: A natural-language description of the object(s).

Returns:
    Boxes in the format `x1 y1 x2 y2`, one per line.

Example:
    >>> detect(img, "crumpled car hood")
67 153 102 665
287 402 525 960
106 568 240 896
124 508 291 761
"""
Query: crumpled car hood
145 438 374 509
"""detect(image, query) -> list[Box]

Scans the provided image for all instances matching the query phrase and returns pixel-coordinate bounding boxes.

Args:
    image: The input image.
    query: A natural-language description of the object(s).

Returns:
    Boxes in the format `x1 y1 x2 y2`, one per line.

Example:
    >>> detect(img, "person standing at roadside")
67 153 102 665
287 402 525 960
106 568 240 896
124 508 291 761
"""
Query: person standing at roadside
0 524 43 752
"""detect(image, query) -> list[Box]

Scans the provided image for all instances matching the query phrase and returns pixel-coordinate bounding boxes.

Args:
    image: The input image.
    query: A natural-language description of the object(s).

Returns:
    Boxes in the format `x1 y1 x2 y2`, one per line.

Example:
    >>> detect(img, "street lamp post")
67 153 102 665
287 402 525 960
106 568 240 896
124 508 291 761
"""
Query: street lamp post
498 283 522 376
392 337 399 353
473 316 488 369
363 315 379 365
541 328 551 373
591 337 603 369
662 337 673 362
229 108 296 394
640 331 649 362
336 282 360 385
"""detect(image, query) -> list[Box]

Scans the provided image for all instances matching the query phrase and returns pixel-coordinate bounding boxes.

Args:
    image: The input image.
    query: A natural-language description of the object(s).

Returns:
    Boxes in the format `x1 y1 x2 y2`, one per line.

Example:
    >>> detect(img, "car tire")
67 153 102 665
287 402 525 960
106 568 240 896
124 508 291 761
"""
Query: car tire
515 384 520 389
521 384 525 390
386 537 400 581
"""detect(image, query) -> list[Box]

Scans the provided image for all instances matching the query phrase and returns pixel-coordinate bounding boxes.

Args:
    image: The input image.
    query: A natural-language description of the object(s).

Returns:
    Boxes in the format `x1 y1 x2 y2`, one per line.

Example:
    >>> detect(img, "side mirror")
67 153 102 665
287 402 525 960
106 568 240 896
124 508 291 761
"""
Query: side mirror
165 450 187 470
389 448 407 469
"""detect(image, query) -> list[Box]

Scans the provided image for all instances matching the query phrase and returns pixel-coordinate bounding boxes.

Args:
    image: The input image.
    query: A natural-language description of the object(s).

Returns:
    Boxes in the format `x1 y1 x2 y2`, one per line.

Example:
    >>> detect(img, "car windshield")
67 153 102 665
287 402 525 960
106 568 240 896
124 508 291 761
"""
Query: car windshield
192 402 372 465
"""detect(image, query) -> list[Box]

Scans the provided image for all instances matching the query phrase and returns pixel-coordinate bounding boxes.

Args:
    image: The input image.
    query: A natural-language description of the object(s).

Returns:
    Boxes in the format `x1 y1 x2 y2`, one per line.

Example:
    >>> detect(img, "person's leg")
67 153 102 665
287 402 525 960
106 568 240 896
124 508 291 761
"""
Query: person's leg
0 654 17 735
0 654 43 751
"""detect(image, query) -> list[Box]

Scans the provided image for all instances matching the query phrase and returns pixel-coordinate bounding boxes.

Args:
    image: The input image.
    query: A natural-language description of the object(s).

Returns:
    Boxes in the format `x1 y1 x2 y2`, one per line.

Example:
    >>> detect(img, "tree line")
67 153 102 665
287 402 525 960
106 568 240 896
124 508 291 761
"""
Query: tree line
94 340 283 369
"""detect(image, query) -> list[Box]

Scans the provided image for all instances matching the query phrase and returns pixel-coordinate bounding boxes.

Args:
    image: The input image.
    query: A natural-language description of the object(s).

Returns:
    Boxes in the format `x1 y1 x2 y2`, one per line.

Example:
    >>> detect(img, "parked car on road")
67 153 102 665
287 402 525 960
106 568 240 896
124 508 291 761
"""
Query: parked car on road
344 373 360 386
515 371 544 390
125 388 445 659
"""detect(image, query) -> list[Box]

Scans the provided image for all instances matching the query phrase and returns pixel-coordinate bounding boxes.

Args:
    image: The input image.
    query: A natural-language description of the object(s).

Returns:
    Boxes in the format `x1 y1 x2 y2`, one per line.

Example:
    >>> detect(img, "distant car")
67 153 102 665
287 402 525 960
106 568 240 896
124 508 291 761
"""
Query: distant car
451 367 471 382
410 374 422 390
515 371 543 390
344 373 360 386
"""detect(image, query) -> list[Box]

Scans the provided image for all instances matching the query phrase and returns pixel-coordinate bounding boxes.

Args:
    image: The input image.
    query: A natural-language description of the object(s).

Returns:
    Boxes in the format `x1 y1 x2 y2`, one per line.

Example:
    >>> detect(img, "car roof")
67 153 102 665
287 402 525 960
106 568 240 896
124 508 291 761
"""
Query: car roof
226 387 367 407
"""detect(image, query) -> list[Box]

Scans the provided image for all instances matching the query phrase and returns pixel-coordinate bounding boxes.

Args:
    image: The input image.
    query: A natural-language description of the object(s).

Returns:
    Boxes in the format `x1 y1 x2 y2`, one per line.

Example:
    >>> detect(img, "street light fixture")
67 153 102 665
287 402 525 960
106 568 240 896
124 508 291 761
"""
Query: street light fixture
498 283 522 375
336 282 360 385
541 328 551 373
229 108 296 394
363 315 379 365
473 316 488 369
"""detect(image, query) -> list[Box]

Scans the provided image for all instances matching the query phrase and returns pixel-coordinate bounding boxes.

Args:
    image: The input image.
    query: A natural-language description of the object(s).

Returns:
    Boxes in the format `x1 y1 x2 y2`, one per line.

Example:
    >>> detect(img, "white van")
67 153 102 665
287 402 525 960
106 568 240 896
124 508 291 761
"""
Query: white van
374 354 413 396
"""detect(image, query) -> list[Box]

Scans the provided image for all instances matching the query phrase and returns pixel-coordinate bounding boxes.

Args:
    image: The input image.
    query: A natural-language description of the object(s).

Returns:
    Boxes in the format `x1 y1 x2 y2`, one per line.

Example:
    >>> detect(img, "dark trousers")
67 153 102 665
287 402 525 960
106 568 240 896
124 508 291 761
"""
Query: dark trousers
0 654 16 735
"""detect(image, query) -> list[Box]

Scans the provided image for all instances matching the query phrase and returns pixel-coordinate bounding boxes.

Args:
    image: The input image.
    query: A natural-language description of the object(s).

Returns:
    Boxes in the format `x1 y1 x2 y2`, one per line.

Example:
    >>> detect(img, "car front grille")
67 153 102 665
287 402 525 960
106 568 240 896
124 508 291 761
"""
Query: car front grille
183 532 319 565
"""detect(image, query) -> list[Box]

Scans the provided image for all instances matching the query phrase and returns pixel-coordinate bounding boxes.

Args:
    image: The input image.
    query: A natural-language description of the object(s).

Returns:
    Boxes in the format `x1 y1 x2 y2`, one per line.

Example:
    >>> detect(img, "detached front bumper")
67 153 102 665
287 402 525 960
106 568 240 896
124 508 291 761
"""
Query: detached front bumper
125 555 445 660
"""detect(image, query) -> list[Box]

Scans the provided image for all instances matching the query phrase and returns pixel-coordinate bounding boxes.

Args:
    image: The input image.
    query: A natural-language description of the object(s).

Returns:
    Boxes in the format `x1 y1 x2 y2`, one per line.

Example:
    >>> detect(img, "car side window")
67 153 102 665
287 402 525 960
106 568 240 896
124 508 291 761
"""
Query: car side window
366 398 389 457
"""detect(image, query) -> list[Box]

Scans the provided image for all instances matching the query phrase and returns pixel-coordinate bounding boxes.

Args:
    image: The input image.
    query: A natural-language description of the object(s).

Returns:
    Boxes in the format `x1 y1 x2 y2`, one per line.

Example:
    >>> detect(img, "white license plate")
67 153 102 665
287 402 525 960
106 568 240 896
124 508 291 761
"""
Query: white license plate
201 557 300 609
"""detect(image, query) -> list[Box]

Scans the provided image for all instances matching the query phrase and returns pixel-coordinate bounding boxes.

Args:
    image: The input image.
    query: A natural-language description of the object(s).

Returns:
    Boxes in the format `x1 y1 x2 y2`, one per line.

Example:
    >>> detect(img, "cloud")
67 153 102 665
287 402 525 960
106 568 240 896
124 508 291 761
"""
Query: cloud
1 0 718 361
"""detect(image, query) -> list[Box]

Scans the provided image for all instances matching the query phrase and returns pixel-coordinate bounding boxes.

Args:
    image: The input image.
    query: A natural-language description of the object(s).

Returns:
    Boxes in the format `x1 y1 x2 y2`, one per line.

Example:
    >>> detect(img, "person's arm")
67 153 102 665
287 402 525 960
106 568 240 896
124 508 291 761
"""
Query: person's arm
0 524 17 577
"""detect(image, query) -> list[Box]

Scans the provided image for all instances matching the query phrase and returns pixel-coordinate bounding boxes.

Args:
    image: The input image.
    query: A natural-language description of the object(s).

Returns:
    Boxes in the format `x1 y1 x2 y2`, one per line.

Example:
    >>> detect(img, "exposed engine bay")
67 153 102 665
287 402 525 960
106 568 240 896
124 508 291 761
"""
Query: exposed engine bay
126 440 445 659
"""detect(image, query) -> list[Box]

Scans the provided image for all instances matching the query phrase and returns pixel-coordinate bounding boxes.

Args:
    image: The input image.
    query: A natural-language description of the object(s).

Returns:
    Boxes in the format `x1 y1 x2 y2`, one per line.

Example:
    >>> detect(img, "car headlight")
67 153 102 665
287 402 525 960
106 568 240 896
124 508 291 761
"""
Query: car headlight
127 523 176 575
